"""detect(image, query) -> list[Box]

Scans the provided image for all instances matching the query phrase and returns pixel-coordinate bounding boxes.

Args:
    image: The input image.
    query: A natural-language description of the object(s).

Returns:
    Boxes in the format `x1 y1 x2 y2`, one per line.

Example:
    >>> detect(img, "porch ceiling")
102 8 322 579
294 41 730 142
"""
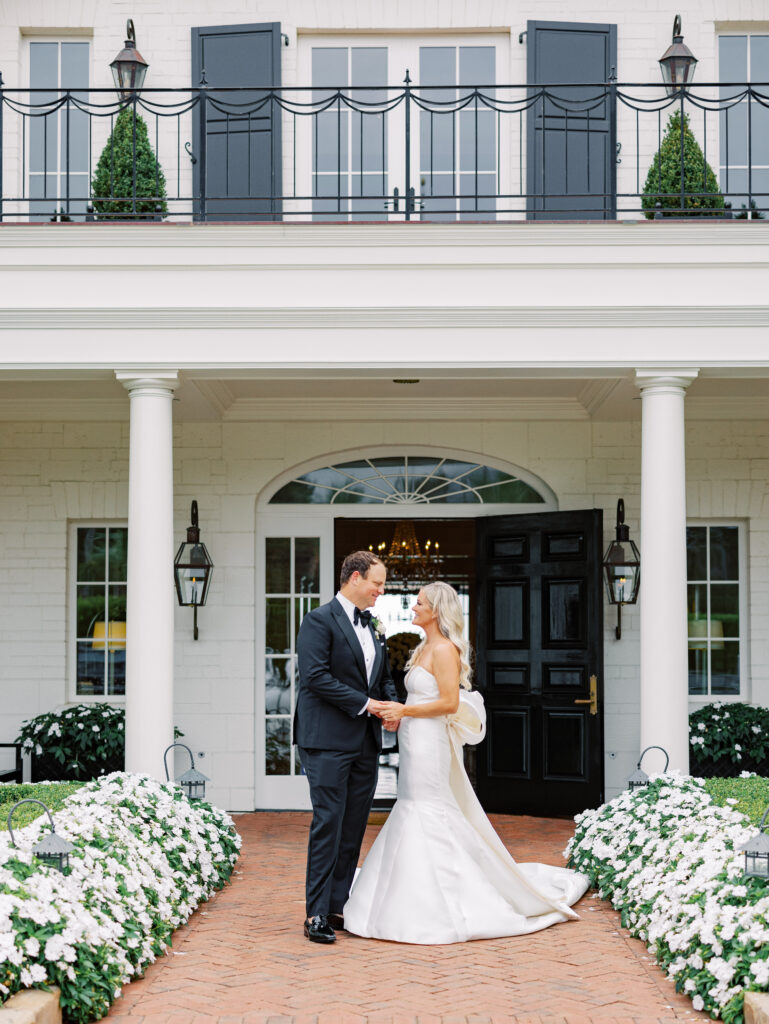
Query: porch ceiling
0 369 766 422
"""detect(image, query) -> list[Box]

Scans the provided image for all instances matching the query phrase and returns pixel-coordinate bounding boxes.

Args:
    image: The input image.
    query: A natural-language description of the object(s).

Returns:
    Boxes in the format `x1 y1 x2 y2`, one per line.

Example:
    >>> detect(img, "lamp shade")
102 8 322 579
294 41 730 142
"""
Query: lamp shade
659 16 697 96
110 19 149 99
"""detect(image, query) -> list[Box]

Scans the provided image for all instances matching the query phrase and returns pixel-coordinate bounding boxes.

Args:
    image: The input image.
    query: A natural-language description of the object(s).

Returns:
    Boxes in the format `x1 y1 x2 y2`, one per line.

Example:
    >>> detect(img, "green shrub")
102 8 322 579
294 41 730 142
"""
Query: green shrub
0 783 85 829
15 704 125 782
690 701 769 764
91 108 167 219
704 774 769 826
641 110 724 218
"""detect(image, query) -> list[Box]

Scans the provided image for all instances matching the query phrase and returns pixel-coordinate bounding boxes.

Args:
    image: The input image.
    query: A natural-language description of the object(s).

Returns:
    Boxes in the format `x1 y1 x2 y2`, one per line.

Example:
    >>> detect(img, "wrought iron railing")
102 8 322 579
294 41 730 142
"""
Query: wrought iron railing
0 77 767 223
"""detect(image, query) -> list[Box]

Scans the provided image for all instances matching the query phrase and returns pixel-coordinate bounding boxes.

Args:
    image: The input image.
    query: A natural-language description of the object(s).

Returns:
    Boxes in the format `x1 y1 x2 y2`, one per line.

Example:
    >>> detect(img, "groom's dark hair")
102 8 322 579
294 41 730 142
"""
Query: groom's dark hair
340 550 384 586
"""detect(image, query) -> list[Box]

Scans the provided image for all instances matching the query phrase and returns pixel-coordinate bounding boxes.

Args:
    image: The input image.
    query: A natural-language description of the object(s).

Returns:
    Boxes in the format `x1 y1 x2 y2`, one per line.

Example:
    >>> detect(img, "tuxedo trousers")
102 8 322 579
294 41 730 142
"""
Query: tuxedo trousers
299 728 379 918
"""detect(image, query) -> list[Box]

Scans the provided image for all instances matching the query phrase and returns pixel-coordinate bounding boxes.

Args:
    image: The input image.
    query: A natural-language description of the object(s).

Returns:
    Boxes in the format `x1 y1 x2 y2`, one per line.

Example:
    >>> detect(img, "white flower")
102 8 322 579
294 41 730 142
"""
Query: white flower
692 995 704 1011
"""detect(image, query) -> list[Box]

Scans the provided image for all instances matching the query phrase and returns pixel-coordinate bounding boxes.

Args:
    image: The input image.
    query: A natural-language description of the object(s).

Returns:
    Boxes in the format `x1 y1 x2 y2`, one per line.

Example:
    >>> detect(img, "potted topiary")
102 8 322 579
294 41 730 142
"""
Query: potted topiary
641 110 725 219
91 107 168 220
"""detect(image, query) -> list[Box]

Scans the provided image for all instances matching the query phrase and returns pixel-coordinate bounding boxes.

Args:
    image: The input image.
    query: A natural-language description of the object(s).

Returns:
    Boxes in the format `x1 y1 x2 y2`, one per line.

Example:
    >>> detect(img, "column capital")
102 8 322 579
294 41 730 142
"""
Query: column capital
115 371 179 396
634 369 699 393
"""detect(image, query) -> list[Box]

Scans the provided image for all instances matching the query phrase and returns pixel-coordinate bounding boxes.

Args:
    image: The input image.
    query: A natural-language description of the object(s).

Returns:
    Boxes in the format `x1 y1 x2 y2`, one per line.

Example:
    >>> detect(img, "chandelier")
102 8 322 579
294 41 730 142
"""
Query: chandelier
370 521 442 592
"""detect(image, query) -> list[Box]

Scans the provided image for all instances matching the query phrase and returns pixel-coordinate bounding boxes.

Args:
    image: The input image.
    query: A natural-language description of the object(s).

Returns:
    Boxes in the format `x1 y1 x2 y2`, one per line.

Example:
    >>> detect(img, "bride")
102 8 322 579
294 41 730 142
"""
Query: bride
343 581 589 944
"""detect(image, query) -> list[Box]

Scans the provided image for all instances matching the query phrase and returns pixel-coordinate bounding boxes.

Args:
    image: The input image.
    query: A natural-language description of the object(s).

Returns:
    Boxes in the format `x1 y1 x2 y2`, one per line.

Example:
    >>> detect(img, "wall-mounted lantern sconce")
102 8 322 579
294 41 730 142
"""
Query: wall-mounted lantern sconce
174 500 214 640
7 799 75 873
110 18 150 99
627 745 670 791
602 499 641 640
740 808 769 879
658 15 698 96
164 742 210 802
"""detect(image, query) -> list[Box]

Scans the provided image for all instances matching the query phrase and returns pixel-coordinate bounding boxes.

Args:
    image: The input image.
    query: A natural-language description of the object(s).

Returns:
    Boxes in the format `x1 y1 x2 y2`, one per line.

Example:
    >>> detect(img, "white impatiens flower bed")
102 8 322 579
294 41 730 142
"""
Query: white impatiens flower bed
567 773 768 1024
0 772 240 1023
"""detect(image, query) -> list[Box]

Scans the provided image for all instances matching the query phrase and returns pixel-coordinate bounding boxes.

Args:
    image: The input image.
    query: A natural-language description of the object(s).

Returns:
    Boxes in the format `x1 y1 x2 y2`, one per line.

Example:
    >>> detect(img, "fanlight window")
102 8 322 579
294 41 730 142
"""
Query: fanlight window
269 457 545 505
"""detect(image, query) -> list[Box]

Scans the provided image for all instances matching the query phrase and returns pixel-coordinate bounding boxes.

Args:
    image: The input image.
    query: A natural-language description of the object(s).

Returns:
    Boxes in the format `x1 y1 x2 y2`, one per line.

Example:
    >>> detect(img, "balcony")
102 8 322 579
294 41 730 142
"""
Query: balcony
0 79 767 223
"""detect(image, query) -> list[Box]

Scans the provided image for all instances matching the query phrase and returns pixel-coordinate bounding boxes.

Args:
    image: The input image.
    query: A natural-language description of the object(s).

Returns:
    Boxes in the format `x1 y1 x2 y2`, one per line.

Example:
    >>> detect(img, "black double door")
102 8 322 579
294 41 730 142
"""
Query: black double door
475 510 604 816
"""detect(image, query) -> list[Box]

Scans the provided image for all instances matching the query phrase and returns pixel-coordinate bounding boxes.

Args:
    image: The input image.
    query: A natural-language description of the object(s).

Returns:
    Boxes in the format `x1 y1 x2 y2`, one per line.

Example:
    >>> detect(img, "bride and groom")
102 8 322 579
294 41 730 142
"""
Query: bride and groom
295 549 588 945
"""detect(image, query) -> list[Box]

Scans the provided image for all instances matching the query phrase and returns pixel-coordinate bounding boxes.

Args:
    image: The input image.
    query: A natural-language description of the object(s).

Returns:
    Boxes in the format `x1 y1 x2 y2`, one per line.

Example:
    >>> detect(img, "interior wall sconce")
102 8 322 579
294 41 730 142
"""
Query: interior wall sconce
174 500 214 640
602 499 641 640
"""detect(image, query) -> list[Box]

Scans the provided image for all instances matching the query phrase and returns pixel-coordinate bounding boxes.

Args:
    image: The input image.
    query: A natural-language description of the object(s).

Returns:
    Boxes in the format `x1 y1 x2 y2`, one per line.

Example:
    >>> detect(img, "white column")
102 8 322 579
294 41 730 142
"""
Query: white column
116 372 178 778
635 370 698 774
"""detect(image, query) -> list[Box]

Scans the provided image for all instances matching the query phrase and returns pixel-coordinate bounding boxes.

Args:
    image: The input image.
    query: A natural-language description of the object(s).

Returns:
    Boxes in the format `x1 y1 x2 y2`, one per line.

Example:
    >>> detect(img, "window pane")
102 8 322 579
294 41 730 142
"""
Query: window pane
709 526 738 580
420 109 455 173
265 718 291 775
459 46 495 88
108 585 127 628
295 538 320 593
750 36 769 81
265 537 290 592
265 658 291 713
720 102 747 167
294 596 319 644
61 41 89 86
719 35 747 84
77 640 105 695
711 642 740 695
107 648 125 696
420 46 456 100
460 109 496 172
266 597 290 653
77 585 105 637
687 583 708 638
109 528 128 580
710 583 739 638
312 47 347 89
688 645 708 695
686 527 707 580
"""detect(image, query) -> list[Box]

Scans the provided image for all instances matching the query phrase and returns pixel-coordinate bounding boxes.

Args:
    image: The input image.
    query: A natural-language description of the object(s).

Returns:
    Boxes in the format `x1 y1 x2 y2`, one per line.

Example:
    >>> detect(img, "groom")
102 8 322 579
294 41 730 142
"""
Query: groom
295 549 400 944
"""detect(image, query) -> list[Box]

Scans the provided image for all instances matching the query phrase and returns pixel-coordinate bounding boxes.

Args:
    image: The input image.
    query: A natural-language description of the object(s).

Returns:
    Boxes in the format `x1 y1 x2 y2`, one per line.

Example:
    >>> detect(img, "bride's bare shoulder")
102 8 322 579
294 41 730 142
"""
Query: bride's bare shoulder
431 642 461 669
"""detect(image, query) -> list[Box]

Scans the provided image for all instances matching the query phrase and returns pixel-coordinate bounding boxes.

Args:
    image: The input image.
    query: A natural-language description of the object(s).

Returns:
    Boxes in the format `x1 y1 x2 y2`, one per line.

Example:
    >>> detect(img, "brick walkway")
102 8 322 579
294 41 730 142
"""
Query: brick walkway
105 812 706 1024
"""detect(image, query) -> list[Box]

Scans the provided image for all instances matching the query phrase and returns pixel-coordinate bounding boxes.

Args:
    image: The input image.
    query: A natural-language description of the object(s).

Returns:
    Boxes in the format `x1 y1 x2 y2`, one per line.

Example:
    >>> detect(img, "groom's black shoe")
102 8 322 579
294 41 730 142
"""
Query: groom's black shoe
327 913 345 931
304 915 336 944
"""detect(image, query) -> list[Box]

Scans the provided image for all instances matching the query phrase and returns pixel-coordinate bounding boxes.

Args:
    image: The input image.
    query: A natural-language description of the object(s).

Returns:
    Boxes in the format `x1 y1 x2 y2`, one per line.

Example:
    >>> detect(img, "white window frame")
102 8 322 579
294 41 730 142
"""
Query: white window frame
68 520 128 705
22 34 93 221
686 518 749 704
717 30 769 218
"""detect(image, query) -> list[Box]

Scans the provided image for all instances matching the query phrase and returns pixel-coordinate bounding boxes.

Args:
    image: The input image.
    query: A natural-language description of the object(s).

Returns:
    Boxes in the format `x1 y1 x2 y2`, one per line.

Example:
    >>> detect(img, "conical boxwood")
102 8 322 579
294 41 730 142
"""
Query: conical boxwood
641 110 724 218
91 107 168 219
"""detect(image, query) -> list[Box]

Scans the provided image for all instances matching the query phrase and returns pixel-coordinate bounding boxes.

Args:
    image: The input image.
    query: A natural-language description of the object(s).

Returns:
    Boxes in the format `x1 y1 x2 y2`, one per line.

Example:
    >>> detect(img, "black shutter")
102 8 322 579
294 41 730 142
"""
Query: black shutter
191 22 282 221
526 20 617 220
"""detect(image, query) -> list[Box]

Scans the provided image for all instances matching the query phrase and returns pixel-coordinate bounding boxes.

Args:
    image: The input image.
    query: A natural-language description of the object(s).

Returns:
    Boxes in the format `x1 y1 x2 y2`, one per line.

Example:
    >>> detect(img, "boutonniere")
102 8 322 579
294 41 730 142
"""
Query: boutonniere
370 616 386 640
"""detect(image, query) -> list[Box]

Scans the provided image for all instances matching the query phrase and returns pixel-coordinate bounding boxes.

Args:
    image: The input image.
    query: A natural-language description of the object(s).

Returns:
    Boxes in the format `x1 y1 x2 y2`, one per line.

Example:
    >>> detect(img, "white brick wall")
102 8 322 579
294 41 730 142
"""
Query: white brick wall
2 413 768 808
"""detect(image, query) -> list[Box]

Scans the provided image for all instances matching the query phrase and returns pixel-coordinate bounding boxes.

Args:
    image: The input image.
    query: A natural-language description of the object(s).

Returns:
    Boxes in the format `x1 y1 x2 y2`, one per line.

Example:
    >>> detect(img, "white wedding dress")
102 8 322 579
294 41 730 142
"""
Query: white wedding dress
343 665 589 944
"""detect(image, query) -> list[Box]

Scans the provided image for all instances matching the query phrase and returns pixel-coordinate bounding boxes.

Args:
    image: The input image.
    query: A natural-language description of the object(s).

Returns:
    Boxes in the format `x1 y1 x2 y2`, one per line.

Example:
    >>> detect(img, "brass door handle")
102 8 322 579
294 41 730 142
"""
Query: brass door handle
574 675 598 715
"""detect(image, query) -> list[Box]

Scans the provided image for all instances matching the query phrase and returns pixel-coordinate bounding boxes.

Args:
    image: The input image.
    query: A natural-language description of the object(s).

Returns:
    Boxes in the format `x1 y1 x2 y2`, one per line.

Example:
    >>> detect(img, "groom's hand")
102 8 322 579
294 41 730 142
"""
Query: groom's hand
367 699 385 717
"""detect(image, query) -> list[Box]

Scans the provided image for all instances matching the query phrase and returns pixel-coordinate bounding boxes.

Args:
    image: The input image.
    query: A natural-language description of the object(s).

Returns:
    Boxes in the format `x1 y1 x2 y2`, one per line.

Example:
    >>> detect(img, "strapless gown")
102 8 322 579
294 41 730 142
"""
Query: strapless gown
343 665 589 944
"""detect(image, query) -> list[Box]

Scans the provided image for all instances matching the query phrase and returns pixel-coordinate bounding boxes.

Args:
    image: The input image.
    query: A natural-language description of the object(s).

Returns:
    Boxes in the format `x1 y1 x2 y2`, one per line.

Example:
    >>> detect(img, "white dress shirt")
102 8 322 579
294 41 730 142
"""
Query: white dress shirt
336 591 376 715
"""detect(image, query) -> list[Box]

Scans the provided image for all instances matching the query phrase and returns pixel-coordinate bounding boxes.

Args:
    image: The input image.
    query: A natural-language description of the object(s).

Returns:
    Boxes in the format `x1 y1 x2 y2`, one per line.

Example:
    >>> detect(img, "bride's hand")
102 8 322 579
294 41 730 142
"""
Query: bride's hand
379 702 405 724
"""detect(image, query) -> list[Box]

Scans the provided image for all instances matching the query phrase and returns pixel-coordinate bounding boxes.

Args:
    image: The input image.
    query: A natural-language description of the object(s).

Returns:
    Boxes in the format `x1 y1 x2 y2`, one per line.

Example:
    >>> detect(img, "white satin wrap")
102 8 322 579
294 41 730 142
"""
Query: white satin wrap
344 666 589 944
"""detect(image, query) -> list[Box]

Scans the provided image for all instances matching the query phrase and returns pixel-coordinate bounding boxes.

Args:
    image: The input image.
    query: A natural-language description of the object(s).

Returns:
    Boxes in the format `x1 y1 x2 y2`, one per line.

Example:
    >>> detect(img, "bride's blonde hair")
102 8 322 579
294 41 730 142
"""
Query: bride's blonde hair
406 581 473 690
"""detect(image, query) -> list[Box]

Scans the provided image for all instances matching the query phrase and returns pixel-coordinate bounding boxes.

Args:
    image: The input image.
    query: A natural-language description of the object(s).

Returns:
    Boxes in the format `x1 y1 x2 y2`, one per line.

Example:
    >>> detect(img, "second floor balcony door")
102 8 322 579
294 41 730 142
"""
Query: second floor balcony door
302 36 505 222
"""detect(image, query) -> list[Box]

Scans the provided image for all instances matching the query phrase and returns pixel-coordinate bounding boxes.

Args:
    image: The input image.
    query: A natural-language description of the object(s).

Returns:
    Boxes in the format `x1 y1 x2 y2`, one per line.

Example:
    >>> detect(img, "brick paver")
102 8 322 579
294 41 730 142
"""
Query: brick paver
105 813 706 1024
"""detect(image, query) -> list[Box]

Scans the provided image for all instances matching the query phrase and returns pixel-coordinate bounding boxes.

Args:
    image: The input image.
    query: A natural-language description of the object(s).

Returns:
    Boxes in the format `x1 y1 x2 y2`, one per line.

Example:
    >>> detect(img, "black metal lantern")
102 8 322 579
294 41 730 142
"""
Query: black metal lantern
628 745 670 791
164 742 210 802
602 499 641 640
7 799 75 873
659 15 698 96
174 500 214 640
110 19 150 99
740 808 769 879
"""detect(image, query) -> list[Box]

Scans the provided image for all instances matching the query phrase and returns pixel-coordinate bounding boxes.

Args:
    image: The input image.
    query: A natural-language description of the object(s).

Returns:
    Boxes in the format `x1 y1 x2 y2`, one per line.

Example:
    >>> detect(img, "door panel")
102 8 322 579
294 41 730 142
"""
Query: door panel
526 20 617 220
476 509 603 816
191 22 282 221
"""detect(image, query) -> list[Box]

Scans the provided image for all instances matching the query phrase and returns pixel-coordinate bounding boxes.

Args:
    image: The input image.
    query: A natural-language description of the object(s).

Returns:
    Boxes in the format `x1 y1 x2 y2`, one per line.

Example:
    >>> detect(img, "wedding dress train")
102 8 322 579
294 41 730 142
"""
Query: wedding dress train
343 665 589 944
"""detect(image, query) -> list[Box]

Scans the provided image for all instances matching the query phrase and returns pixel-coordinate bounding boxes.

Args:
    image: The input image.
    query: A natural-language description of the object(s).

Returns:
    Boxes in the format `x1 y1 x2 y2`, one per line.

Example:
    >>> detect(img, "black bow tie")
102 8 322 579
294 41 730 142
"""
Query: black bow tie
354 608 372 628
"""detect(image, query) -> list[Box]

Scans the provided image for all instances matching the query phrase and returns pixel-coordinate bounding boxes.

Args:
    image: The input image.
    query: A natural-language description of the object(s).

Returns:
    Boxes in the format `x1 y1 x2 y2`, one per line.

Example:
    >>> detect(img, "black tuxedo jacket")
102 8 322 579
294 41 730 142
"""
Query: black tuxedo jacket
295 598 398 752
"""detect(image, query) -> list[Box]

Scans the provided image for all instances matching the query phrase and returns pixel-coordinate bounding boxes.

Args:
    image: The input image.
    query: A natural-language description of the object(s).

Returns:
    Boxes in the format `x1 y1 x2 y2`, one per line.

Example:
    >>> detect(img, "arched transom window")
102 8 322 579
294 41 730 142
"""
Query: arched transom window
269 456 546 505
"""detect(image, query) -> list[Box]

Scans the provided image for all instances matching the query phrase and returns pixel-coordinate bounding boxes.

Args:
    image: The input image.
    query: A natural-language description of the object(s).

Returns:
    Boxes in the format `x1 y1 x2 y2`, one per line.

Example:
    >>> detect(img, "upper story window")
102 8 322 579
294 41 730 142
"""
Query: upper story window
687 523 747 699
306 36 502 222
719 33 769 217
72 525 127 698
28 38 91 221
270 456 545 505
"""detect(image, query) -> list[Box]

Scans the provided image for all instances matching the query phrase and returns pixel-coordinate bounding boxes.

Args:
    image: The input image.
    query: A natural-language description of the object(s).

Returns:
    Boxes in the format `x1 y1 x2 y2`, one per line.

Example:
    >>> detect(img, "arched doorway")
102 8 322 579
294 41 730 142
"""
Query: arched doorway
255 448 603 815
